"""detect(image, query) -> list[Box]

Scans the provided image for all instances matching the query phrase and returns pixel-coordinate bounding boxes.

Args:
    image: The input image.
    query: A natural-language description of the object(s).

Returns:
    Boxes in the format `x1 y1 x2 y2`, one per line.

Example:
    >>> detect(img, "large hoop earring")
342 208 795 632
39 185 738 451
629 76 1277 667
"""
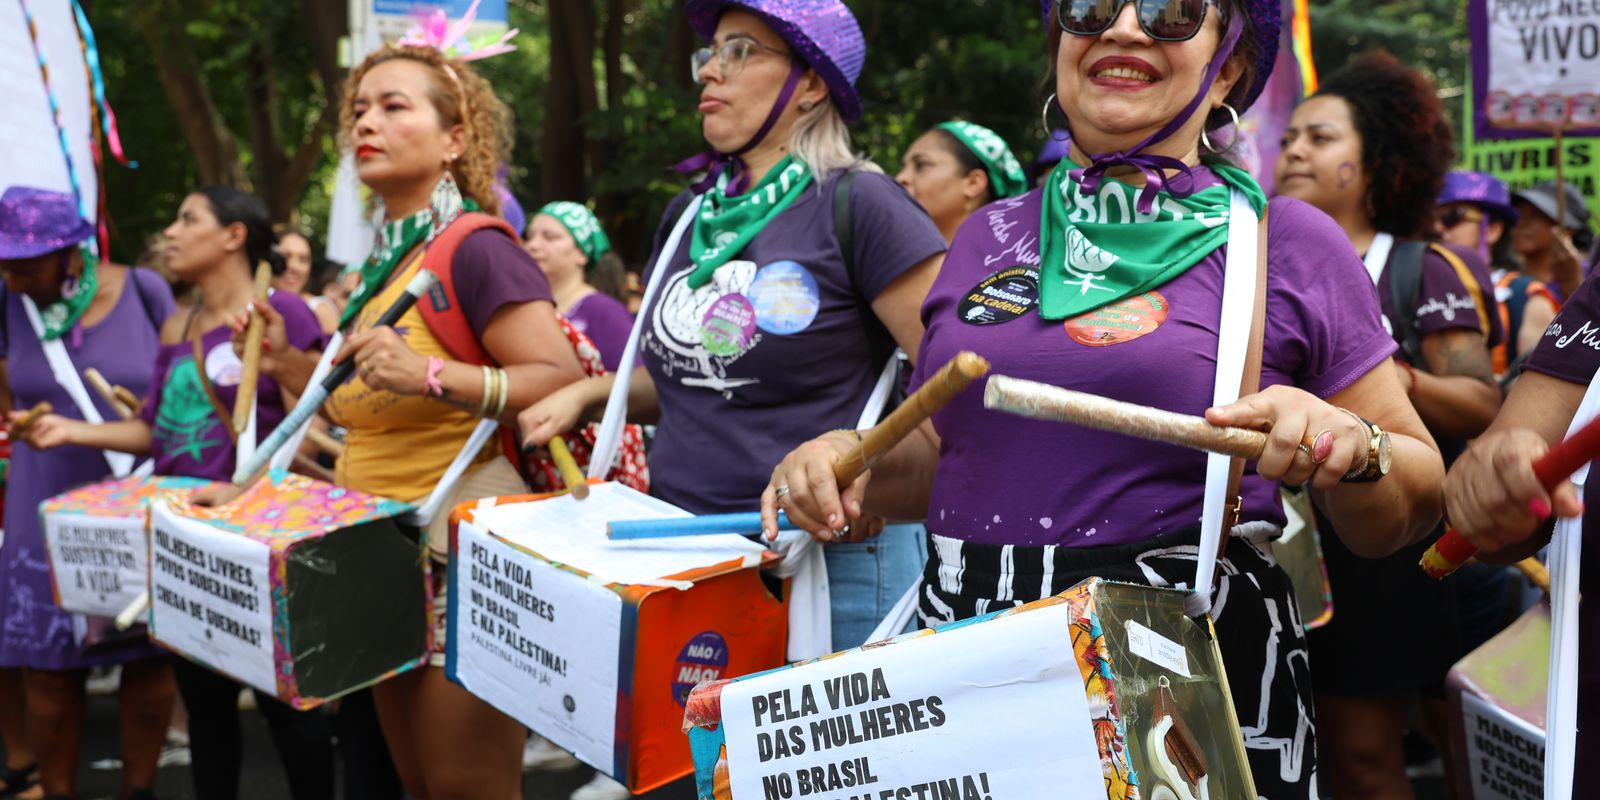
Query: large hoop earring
1200 103 1242 154
1042 94 1070 139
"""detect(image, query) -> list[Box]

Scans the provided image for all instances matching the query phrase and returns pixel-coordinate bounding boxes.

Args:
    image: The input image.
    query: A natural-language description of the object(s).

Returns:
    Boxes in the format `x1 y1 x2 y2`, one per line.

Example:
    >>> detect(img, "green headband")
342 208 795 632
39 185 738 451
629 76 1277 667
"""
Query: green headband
936 121 1026 199
538 201 612 265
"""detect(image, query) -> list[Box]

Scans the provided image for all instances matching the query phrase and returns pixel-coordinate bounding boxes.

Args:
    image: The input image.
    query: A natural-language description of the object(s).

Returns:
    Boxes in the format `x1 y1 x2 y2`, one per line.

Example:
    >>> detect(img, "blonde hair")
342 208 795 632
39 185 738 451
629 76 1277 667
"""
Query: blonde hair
788 99 881 181
339 45 512 216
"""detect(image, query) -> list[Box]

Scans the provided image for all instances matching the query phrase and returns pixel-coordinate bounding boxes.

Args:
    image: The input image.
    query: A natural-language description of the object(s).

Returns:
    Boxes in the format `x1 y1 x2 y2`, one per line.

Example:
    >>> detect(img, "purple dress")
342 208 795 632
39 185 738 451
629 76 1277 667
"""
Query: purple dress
1 268 175 669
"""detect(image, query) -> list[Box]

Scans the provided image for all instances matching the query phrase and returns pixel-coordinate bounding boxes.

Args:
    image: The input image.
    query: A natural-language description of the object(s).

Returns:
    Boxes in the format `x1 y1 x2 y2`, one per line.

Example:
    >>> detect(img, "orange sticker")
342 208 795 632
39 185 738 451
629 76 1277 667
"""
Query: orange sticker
1063 291 1169 346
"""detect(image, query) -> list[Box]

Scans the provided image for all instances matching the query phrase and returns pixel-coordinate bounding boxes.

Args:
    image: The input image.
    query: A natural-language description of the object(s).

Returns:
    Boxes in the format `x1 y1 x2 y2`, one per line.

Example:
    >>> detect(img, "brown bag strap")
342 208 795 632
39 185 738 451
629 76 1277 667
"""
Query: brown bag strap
190 337 238 445
1221 210 1269 538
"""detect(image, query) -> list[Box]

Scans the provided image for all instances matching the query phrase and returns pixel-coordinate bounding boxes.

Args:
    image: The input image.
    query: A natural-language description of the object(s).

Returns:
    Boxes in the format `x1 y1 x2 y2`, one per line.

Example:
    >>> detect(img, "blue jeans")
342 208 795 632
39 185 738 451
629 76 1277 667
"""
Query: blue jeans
822 523 927 650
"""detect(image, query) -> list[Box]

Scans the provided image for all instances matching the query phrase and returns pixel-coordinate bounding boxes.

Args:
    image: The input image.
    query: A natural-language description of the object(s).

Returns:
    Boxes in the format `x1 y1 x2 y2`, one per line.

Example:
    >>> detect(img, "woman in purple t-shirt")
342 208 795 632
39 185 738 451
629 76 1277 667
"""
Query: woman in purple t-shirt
1273 52 1505 796
1444 274 1600 800
524 202 635 372
764 3 1445 797
18 187 337 800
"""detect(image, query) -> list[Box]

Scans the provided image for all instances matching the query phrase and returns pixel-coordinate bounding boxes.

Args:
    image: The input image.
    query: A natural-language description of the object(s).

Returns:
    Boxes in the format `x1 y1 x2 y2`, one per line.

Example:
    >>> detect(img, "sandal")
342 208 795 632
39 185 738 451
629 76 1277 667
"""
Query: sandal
0 763 37 799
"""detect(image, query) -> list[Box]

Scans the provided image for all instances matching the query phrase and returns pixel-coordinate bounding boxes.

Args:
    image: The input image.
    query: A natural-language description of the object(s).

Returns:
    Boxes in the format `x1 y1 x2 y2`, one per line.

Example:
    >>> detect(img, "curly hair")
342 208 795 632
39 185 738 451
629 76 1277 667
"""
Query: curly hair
1314 51 1456 239
1041 0 1261 133
339 45 512 216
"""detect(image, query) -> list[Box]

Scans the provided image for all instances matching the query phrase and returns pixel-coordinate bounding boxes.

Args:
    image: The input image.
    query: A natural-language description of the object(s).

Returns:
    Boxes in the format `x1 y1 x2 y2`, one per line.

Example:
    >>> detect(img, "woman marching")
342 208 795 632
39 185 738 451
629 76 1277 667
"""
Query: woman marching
524 202 634 371
763 2 1446 797
17 188 337 800
273 228 342 335
270 40 584 800
1274 53 1502 799
896 121 1027 243
0 187 177 800
520 5 945 795
1436 171 1558 381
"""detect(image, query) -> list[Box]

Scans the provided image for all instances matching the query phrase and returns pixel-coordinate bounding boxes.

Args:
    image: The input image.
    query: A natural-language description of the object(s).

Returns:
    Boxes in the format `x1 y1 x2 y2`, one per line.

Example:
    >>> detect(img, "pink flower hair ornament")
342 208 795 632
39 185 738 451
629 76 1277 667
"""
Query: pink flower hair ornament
396 0 518 62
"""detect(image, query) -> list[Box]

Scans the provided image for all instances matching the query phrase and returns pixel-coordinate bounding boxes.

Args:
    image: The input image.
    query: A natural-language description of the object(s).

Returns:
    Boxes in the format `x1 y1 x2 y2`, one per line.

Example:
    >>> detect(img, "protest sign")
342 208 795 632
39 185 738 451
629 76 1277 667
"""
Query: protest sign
446 483 787 794
718 602 1105 800
1462 133 1600 231
1445 602 1551 800
1470 0 1600 138
1462 692 1545 800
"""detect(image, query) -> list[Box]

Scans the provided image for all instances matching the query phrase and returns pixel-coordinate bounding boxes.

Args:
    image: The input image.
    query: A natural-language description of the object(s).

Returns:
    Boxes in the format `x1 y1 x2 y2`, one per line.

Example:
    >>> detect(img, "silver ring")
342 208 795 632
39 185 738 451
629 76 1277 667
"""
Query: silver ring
1296 443 1312 459
773 485 790 499
833 528 845 541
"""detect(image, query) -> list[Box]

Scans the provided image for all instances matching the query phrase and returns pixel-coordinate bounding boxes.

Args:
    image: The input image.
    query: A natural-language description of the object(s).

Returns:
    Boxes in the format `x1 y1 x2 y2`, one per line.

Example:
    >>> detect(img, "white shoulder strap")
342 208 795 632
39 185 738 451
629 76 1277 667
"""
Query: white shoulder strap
856 350 903 430
268 332 343 474
1362 232 1394 286
1190 189 1261 614
21 296 135 477
1545 372 1600 800
588 194 706 479
406 417 501 527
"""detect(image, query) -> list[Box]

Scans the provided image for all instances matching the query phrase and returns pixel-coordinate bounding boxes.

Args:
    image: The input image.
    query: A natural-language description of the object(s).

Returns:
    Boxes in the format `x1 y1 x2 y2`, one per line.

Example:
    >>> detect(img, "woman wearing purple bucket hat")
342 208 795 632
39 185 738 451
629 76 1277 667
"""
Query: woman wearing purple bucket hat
766 1 1449 797
0 186 178 800
519 3 944 794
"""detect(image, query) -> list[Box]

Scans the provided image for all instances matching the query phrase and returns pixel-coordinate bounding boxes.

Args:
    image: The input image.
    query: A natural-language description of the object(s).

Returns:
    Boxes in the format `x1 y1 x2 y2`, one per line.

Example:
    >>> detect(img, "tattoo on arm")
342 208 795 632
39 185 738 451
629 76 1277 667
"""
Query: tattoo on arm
1428 330 1496 384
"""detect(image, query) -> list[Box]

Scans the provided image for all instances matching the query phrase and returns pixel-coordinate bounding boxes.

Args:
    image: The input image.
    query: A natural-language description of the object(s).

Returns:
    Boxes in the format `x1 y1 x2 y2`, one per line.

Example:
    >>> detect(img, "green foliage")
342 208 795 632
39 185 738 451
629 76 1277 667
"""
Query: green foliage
1308 0 1469 128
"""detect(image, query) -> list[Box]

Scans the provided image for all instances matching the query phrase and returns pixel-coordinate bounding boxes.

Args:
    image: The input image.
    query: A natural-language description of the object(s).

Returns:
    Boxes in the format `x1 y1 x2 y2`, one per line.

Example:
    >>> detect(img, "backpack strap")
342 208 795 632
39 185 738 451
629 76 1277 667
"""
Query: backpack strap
415 212 520 367
834 170 856 279
1387 240 1428 366
1426 243 1492 343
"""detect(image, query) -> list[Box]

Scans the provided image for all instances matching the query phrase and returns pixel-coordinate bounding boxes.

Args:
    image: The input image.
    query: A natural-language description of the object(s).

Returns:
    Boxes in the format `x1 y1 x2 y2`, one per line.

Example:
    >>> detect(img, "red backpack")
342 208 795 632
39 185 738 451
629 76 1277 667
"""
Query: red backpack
416 213 649 493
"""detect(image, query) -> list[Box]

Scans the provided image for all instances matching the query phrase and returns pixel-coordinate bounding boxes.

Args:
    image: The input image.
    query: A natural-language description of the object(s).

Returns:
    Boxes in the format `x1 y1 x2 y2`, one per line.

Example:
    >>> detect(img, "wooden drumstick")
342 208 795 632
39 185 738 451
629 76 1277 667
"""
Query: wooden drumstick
112 386 142 416
1516 558 1551 594
983 375 1270 459
547 436 589 499
83 368 134 419
303 426 344 459
233 260 272 434
11 401 53 437
832 351 990 485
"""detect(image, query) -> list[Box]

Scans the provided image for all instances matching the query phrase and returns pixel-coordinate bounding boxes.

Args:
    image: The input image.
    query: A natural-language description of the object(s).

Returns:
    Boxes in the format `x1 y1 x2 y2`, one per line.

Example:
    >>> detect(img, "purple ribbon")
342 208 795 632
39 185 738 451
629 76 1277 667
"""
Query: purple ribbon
1067 12 1244 214
676 63 805 196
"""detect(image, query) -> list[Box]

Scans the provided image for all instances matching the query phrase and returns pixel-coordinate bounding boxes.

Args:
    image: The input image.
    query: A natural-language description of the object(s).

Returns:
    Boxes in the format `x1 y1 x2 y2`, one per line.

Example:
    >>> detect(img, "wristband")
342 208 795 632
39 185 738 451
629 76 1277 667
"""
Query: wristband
423 357 446 398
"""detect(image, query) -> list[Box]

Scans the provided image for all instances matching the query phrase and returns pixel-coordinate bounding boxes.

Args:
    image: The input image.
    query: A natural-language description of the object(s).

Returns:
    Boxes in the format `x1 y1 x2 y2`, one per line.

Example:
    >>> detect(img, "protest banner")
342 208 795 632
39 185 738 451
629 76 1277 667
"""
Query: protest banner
149 470 429 709
1462 131 1600 232
685 579 1258 800
446 482 788 794
1446 602 1550 800
1470 0 1600 138
41 476 213 618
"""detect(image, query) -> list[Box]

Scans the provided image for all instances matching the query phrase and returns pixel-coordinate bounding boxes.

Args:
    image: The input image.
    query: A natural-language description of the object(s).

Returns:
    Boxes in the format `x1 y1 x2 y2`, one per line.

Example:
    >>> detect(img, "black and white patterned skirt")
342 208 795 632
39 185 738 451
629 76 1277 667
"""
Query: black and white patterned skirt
920 525 1319 800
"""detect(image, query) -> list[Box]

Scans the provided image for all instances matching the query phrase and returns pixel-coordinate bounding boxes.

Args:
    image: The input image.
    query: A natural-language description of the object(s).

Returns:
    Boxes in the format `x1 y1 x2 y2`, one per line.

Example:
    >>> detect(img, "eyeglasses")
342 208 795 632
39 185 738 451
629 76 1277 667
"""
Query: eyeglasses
1438 206 1485 228
1057 0 1222 42
690 38 794 84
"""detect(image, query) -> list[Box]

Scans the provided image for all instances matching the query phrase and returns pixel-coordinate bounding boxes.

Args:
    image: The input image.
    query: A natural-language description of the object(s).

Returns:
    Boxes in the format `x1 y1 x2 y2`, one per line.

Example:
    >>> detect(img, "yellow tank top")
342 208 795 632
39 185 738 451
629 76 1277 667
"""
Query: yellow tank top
326 252 497 502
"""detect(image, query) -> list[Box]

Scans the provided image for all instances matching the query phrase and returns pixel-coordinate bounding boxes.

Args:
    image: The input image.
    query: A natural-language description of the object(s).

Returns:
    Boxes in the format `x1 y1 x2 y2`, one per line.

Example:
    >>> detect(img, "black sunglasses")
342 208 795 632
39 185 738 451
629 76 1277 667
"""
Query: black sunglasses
1057 0 1222 42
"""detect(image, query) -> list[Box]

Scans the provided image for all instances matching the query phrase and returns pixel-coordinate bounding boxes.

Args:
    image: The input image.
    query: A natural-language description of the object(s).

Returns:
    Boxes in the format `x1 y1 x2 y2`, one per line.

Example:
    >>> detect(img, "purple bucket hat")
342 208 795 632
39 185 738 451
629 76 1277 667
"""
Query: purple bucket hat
1038 0 1282 125
0 186 93 261
1437 171 1518 223
685 0 866 123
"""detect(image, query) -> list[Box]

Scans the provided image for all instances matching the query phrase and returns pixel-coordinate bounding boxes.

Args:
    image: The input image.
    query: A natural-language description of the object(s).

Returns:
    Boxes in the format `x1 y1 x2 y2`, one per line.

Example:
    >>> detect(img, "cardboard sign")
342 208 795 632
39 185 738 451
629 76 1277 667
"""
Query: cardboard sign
150 503 276 693
451 521 624 771
719 602 1105 800
41 476 215 617
1462 692 1545 800
1471 0 1600 137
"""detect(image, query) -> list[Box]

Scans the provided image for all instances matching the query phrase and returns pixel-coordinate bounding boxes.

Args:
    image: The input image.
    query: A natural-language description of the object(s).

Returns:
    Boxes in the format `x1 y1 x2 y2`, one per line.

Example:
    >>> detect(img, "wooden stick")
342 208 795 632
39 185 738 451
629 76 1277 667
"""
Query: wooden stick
832 352 990 485
292 453 336 483
1553 125 1567 227
11 401 53 437
547 436 589 499
1517 558 1551 595
984 376 1270 459
83 368 134 419
232 260 272 434
112 386 142 417
303 426 344 458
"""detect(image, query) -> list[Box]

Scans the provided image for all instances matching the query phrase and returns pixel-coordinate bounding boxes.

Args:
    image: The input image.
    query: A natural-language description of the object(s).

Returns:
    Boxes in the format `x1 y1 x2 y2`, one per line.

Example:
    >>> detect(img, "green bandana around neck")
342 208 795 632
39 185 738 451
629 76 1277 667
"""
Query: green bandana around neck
539 201 611 266
1037 160 1266 320
38 246 99 341
938 121 1026 199
341 173 476 328
686 155 813 289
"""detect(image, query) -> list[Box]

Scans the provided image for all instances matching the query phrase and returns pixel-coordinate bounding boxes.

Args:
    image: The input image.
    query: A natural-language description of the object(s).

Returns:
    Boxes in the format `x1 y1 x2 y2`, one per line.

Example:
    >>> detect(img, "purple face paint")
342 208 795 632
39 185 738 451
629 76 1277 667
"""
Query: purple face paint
1336 162 1357 190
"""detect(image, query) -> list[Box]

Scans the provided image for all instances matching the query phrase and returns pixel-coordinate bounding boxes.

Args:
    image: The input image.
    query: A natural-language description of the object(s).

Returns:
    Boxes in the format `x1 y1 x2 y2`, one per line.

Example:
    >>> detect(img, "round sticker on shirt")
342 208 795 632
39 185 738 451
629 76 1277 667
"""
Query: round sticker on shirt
204 341 244 387
701 294 757 357
748 261 821 335
957 266 1040 325
1063 291 1169 346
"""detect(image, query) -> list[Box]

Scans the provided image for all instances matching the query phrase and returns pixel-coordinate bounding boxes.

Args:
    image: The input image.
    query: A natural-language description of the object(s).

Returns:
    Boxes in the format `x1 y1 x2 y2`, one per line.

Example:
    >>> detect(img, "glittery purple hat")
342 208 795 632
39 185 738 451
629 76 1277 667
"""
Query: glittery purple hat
1038 0 1281 124
0 186 93 261
1437 171 1518 223
685 0 866 123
